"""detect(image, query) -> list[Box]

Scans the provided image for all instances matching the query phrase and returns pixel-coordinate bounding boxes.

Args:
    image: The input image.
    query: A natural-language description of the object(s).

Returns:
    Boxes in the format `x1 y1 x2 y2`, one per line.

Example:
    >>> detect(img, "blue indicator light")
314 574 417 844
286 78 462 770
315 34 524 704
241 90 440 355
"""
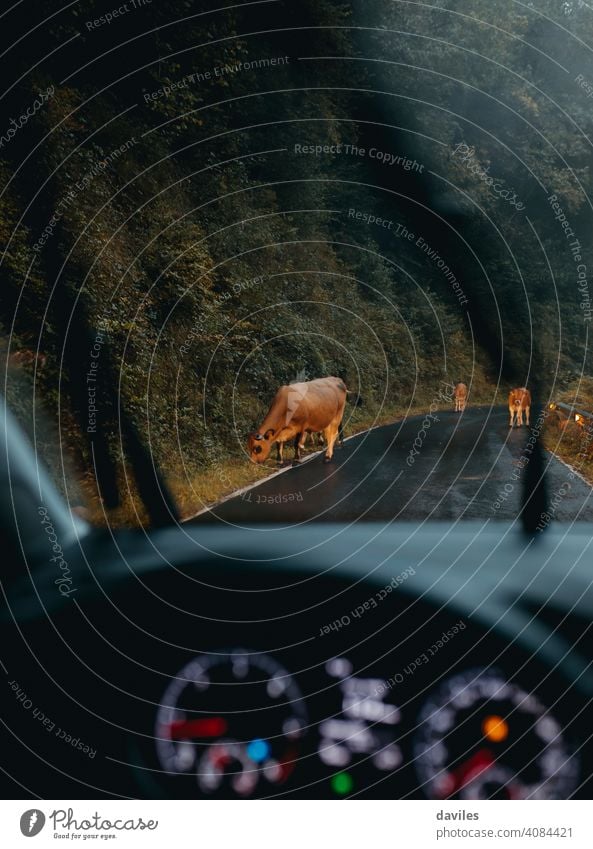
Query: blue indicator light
247 738 270 763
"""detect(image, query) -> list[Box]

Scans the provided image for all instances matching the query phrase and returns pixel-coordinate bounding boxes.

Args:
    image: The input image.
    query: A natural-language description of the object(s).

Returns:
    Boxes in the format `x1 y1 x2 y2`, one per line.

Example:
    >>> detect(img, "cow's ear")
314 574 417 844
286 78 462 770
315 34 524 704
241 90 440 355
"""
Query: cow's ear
264 429 274 440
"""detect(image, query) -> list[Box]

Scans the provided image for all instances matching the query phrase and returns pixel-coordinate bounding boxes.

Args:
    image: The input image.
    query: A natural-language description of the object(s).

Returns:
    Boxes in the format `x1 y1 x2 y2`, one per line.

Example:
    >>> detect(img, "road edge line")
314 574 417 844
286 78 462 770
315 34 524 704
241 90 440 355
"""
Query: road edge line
184 423 381 520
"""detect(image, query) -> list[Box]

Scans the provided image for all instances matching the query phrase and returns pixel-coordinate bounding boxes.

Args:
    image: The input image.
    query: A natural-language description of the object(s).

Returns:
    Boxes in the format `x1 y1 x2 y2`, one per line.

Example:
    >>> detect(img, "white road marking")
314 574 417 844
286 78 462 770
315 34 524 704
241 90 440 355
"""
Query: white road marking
185 424 379 520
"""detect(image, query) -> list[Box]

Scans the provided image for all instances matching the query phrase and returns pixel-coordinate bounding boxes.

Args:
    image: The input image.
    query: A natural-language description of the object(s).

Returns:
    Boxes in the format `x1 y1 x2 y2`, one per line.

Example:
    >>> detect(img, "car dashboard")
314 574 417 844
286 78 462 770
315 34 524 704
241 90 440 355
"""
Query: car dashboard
3 521 593 800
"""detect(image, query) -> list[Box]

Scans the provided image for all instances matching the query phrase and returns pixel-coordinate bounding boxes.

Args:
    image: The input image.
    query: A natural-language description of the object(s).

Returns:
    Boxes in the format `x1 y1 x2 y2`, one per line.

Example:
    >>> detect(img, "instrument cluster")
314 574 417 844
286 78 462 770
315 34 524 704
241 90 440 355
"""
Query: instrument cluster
145 648 579 799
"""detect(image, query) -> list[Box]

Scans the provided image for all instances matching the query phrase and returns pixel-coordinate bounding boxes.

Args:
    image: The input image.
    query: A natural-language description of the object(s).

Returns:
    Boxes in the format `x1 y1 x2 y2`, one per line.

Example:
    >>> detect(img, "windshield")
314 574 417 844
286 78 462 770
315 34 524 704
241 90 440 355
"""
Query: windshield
2 0 593 528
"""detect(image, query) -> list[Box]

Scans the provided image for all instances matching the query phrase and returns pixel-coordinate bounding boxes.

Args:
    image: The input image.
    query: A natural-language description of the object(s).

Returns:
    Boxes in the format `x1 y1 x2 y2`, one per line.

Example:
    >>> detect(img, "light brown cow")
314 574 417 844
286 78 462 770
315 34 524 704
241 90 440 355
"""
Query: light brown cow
248 376 347 464
509 387 531 427
453 382 468 412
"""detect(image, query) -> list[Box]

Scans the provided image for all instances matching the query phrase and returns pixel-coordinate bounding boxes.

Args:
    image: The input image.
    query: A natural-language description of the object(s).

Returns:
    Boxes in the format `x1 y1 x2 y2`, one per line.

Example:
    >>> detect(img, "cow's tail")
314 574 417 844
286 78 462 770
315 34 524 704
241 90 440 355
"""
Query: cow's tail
346 389 363 407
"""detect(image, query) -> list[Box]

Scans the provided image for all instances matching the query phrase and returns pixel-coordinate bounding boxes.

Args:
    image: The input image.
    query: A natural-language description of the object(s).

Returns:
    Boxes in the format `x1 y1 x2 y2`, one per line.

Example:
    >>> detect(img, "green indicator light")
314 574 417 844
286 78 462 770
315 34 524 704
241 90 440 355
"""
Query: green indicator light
331 771 354 795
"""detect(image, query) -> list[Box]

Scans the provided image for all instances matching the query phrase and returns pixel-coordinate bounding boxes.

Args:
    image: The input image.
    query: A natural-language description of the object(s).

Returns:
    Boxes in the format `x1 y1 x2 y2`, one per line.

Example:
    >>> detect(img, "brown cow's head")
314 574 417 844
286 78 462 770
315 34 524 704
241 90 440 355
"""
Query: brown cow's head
247 429 274 463
511 388 528 407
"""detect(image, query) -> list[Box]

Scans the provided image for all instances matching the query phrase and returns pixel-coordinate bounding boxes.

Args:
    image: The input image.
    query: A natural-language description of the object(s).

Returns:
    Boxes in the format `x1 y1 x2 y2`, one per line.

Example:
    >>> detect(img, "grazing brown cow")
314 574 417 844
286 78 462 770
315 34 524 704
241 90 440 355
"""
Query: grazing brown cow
248 376 347 464
509 387 531 427
453 382 468 412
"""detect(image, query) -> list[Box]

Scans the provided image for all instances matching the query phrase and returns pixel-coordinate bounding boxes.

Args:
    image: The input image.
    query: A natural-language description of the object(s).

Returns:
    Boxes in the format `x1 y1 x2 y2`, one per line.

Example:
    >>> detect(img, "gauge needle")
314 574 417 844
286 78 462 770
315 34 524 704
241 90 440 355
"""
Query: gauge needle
450 749 495 794
167 717 228 740
277 745 298 782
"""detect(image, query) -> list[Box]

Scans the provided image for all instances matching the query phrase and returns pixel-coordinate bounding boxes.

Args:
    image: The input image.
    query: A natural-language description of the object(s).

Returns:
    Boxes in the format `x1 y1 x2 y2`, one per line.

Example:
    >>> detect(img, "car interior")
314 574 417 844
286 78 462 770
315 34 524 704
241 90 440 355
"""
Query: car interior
1 0 593 801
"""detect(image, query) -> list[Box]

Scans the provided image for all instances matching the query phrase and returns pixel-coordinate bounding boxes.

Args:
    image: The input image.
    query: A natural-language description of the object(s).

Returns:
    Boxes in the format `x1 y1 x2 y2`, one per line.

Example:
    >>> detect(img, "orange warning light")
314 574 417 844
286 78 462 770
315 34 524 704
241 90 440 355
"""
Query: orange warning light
482 715 509 743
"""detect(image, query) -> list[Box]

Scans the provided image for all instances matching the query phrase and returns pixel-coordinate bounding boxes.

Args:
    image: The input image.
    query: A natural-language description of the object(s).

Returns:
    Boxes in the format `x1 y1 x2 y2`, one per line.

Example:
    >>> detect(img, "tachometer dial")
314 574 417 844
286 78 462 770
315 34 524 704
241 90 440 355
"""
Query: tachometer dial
415 668 578 800
155 650 307 797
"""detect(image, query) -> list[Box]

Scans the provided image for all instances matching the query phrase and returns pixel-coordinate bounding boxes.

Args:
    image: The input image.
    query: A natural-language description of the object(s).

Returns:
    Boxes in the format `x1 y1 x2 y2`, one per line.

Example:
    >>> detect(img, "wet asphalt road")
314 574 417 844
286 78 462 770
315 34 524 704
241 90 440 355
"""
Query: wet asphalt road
193 407 593 525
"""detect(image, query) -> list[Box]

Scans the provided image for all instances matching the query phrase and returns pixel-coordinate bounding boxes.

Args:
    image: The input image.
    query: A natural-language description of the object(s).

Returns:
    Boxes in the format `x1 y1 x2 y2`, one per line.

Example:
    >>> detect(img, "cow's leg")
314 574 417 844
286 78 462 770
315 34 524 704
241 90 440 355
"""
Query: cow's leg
338 422 344 447
509 407 514 427
323 422 340 462
517 407 523 427
294 432 305 461
302 432 320 452
277 441 284 464
525 406 530 427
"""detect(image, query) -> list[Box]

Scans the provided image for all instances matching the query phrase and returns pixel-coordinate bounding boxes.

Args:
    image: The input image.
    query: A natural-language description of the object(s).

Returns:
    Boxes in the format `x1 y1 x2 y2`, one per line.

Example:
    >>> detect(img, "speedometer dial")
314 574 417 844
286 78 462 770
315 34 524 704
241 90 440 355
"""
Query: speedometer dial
155 649 307 798
415 668 578 800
